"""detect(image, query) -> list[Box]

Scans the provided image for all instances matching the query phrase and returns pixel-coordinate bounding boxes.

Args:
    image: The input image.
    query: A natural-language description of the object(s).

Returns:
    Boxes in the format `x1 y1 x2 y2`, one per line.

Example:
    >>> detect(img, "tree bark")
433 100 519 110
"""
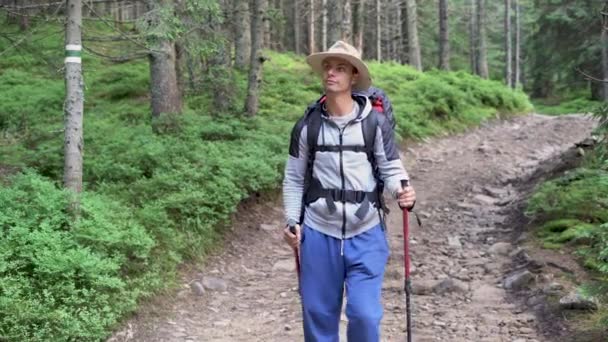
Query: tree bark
384 0 391 60
438 0 449 70
234 0 251 69
245 0 267 116
469 0 477 74
341 0 351 44
406 0 421 71
149 40 182 117
602 4 608 101
375 0 381 60
308 0 315 53
263 0 271 48
353 0 364 52
476 0 488 78
504 0 512 87
64 0 84 201
328 0 341 44
400 0 408 64
395 0 402 63
294 0 301 53
514 0 520 87
322 0 328 50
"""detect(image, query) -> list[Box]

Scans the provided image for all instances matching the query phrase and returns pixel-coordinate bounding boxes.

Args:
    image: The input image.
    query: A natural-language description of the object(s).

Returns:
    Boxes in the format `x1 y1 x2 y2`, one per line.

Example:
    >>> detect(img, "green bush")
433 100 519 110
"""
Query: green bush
0 172 154 341
526 168 608 223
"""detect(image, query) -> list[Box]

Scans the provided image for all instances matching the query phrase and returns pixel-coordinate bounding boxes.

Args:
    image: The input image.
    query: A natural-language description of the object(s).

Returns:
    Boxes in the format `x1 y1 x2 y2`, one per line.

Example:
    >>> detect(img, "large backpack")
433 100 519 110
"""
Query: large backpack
299 87 396 224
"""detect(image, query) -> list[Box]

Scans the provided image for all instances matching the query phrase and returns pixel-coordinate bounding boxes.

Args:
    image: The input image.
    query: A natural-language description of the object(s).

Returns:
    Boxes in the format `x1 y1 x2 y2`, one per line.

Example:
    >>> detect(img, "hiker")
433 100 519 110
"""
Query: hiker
282 40 416 341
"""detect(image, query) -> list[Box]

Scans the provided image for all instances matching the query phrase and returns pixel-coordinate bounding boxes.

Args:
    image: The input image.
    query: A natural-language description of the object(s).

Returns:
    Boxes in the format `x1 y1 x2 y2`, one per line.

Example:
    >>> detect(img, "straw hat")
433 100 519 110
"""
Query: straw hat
306 40 372 91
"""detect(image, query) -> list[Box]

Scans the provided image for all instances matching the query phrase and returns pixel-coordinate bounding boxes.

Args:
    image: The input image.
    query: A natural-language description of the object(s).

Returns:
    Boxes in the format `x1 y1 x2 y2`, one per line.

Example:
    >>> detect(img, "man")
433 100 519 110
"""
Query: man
282 40 416 342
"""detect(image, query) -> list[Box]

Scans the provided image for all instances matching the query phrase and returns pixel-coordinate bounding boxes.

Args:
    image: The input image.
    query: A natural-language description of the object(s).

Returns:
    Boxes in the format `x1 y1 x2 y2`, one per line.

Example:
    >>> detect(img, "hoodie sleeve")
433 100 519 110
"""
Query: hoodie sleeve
282 118 309 225
373 115 410 198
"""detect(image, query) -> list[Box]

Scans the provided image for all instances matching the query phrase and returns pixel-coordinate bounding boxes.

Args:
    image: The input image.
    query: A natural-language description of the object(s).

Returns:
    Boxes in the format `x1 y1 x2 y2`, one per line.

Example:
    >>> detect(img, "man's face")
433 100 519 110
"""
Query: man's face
321 57 358 94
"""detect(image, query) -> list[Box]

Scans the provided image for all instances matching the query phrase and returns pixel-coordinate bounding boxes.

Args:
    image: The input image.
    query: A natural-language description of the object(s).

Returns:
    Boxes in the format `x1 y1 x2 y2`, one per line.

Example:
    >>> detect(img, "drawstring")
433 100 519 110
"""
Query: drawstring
340 238 344 256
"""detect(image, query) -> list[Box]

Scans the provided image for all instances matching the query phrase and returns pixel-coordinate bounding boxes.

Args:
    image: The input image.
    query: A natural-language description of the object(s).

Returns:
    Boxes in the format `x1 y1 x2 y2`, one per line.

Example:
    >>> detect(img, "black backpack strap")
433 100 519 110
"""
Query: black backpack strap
360 110 379 171
299 106 322 224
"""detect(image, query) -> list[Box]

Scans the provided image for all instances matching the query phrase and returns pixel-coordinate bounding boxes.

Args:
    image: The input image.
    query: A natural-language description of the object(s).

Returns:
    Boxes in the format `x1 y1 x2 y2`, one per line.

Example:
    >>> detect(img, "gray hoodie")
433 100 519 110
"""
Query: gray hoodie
283 94 409 240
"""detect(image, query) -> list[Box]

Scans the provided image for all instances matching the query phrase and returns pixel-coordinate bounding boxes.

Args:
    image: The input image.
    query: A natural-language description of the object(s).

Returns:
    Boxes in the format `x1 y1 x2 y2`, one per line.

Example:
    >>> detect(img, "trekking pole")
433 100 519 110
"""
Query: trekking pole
288 224 301 286
401 180 413 342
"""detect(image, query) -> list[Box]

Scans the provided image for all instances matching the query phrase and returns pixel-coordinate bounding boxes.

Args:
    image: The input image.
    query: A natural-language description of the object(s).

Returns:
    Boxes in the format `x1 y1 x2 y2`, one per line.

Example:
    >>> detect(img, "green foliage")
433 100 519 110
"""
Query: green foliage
526 168 608 223
537 219 597 244
0 172 154 341
533 97 601 116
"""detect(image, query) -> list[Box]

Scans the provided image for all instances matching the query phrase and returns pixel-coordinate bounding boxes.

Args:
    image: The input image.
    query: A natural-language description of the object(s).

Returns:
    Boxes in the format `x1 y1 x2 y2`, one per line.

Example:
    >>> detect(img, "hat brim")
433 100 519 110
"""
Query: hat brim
306 52 372 91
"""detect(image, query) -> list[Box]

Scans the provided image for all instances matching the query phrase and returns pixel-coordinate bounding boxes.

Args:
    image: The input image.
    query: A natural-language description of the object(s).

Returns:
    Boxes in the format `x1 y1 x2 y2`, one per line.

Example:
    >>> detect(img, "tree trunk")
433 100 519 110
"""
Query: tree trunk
395 0 402 63
234 0 251 69
514 0 520 87
476 0 488 78
504 0 512 87
400 0 408 64
406 0 421 71
341 0 351 44
353 0 364 51
328 0 341 44
469 0 477 73
294 0 301 53
64 0 84 202
245 0 267 116
384 0 391 60
602 12 608 101
308 0 315 53
375 0 381 60
264 1 271 48
19 0 30 30
322 0 328 50
438 0 449 70
149 40 182 117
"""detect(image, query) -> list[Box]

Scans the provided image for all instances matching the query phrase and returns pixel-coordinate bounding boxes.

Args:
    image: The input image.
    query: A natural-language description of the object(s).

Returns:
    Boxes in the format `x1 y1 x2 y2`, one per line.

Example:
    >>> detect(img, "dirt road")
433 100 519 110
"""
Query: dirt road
111 113 595 342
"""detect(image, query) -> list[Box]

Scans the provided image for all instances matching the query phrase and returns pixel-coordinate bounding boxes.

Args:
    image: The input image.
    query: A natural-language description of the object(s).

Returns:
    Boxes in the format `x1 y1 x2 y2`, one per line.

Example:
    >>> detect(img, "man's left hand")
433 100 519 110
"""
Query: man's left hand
397 186 416 210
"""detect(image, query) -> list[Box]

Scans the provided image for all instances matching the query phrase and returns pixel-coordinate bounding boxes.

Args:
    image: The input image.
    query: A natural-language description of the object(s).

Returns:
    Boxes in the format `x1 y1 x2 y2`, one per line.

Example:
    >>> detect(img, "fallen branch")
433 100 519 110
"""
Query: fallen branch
575 68 608 83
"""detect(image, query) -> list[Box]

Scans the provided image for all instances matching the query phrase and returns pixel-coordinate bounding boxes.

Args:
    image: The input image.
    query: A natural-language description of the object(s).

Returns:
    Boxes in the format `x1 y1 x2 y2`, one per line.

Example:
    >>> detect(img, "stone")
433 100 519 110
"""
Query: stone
483 186 509 198
488 242 513 256
504 270 534 291
212 320 231 327
526 295 544 307
412 280 435 295
260 223 277 232
559 291 599 311
548 282 564 291
272 259 295 272
447 236 463 249
202 276 229 292
433 278 469 294
432 320 447 328
190 281 205 296
473 194 497 205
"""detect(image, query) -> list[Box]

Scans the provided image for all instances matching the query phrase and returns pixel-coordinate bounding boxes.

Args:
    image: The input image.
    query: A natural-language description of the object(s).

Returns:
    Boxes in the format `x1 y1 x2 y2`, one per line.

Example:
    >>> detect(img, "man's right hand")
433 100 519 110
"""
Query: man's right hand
283 224 301 250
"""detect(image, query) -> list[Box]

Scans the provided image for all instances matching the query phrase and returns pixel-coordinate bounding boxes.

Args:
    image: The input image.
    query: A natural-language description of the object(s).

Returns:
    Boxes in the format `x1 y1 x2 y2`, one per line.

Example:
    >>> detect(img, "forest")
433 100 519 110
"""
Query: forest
0 0 607 341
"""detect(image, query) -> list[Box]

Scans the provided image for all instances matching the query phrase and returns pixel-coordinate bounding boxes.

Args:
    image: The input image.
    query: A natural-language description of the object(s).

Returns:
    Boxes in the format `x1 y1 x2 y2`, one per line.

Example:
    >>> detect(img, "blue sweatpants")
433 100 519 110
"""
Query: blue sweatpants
299 223 389 342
